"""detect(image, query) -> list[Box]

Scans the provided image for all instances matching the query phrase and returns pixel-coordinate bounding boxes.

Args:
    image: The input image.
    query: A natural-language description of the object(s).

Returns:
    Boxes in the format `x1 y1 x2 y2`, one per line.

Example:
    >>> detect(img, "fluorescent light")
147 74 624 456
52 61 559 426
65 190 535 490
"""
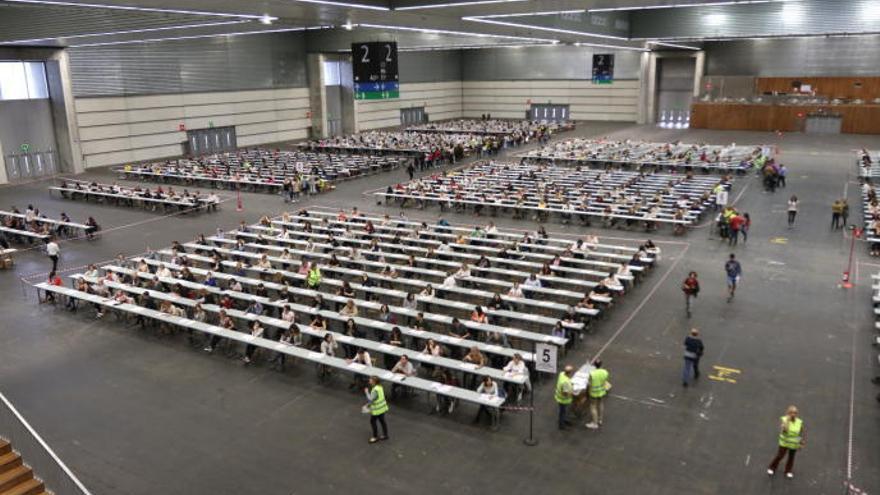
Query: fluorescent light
5 20 252 44
69 26 333 48
575 42 648 52
463 17 630 40
588 0 797 12
394 0 526 10
467 9 586 18
357 23 558 42
647 41 701 50
290 0 389 10
259 14 274 25
338 42 557 51
705 13 726 25
1 0 278 20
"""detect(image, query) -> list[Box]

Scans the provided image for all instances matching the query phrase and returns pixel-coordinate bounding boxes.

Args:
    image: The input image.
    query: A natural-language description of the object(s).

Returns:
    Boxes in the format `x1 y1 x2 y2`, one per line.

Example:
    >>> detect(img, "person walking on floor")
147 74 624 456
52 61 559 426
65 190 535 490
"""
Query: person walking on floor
46 237 60 272
729 212 745 246
831 199 843 230
778 164 787 188
787 195 798 228
585 359 610 430
725 253 742 303
767 405 805 479
841 199 849 228
682 328 704 387
555 365 574 430
364 375 389 444
682 271 700 318
406 162 415 181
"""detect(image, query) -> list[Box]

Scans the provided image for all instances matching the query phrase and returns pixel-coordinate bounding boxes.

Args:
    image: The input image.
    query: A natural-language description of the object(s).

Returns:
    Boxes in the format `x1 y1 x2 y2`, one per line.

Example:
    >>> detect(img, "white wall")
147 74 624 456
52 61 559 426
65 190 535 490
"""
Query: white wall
462 80 640 122
355 81 462 131
74 87 311 168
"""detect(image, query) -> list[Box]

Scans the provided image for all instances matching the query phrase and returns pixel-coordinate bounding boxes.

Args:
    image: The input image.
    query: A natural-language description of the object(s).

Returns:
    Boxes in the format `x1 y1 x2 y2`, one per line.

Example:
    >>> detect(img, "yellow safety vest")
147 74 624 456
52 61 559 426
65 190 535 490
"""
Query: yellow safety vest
370 385 389 416
307 267 322 287
778 416 803 450
554 372 572 405
589 368 609 398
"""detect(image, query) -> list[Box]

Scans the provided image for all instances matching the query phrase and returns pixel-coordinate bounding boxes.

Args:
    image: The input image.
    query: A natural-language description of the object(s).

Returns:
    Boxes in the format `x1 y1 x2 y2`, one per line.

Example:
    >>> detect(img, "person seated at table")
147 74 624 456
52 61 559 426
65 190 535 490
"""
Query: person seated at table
502 353 530 403
522 273 542 293
448 317 471 344
462 345 487 389
84 216 100 240
507 281 524 298
473 376 502 428
242 320 265 365
390 355 416 398
376 304 396 324
347 347 373 389
339 298 359 318
431 367 459 414
471 306 488 324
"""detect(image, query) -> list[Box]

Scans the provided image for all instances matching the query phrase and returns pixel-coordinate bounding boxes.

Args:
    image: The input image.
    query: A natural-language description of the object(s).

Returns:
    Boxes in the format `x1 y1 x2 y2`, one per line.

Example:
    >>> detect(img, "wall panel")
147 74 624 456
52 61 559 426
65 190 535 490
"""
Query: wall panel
355 81 463 131
75 87 311 168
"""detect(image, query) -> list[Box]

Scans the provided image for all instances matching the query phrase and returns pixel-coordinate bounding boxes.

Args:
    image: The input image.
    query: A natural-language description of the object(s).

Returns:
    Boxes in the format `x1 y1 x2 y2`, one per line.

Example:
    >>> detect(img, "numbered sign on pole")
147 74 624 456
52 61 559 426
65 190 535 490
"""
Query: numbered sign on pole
535 343 557 373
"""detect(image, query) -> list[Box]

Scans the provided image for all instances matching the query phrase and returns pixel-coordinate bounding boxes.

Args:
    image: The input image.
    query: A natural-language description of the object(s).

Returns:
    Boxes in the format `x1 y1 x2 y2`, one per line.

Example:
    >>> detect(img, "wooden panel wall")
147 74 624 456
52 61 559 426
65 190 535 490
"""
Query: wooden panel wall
756 77 880 101
690 103 880 135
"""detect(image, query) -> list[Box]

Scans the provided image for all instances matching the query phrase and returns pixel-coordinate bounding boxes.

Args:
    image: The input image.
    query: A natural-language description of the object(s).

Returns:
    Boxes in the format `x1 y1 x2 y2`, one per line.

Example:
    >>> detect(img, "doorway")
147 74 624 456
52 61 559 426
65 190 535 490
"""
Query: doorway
529 104 569 122
401 107 427 126
323 60 344 137
186 126 237 155
655 57 696 128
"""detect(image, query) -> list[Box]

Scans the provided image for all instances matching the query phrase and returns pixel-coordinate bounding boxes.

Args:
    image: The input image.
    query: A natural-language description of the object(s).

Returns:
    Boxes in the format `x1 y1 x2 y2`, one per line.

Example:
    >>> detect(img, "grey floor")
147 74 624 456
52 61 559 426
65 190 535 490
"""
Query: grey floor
1 122 878 495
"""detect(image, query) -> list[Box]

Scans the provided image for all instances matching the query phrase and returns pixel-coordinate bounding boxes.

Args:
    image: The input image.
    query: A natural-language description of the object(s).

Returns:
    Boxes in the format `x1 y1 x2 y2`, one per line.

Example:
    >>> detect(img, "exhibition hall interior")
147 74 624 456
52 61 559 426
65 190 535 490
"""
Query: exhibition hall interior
1 0 880 493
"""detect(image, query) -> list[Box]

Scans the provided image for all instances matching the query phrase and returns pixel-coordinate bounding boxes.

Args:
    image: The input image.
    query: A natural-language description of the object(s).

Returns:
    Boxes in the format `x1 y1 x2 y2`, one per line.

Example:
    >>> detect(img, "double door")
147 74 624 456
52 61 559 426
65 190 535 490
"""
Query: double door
401 107 427 126
3 149 57 182
529 104 569 122
187 126 236 156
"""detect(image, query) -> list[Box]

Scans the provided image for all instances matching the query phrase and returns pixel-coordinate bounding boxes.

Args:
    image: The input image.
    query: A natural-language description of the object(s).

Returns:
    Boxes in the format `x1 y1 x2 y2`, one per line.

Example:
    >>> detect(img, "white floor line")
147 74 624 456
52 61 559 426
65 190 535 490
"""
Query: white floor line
592 243 690 360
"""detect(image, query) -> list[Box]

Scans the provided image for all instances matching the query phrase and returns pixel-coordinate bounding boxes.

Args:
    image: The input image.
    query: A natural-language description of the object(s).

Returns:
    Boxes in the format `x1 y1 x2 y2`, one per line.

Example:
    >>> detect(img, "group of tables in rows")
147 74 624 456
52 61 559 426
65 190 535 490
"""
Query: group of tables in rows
519 138 766 173
36 208 659 420
1 205 96 245
378 161 728 232
113 148 408 194
866 272 880 391
858 149 880 181
300 119 573 162
51 178 223 213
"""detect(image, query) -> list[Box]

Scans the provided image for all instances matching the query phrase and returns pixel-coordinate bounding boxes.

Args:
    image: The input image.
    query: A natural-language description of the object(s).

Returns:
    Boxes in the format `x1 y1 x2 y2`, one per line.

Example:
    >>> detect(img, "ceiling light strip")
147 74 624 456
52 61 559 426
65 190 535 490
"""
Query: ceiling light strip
647 41 701 50
575 42 648 52
394 0 526 11
587 0 797 13
468 10 586 19
291 0 389 10
4 20 252 44
1 0 278 20
638 30 880 42
356 23 558 43
69 26 333 48
463 17 630 40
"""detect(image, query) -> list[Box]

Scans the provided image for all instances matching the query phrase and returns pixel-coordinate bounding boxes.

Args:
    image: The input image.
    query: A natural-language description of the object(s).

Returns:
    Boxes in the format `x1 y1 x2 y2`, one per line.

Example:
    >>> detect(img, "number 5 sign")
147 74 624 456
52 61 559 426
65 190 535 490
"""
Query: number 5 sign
535 343 557 373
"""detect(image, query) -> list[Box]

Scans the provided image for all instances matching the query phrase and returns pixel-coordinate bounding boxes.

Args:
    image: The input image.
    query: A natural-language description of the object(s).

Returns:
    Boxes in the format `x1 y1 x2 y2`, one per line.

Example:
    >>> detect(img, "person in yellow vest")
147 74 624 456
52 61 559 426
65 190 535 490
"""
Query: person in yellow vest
555 365 575 430
767 405 805 479
585 359 610 430
307 263 322 289
364 375 389 444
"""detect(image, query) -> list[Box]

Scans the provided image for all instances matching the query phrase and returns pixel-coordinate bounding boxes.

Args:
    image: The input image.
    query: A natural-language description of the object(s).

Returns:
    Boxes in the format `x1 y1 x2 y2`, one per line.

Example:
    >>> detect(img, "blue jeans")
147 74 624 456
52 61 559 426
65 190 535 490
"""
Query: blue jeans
558 403 569 428
683 358 700 384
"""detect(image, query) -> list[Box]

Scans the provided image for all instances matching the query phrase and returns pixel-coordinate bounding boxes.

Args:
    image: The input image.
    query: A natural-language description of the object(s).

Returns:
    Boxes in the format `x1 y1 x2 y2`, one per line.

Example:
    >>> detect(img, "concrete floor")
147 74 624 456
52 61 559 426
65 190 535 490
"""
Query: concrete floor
1 122 878 495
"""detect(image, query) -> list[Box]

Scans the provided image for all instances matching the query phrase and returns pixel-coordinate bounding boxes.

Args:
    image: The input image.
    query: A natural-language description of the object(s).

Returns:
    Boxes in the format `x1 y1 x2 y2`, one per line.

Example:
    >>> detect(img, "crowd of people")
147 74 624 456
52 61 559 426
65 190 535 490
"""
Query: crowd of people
1 204 99 244
57 179 220 212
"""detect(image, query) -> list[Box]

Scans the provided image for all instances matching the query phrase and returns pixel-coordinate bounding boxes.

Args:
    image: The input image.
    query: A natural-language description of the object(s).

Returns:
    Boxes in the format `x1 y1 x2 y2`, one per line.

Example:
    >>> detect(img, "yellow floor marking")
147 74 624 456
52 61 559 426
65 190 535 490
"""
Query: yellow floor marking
709 365 741 384
770 237 788 244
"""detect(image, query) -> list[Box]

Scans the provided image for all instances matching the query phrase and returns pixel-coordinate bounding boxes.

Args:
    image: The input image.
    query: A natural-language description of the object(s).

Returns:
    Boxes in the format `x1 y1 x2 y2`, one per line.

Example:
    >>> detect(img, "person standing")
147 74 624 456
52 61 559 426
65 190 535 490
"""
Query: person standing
555 365 574 430
831 199 843 230
725 253 742 303
841 199 849 228
729 212 745 246
767 405 805 479
777 164 787 188
585 359 609 430
682 271 700 318
46 237 60 272
787 196 798 228
682 328 704 387
406 162 415 181
364 375 389 444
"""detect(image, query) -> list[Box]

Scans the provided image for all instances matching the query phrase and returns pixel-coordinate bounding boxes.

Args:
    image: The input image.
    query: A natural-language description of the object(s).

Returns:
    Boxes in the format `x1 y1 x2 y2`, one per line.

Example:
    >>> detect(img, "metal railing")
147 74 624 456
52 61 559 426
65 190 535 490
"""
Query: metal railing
0 391 92 495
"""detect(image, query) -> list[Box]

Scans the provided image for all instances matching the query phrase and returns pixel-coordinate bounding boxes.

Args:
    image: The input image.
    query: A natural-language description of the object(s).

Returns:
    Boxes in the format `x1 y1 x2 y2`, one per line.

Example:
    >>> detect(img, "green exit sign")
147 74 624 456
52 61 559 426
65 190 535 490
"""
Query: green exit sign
20 143 30 152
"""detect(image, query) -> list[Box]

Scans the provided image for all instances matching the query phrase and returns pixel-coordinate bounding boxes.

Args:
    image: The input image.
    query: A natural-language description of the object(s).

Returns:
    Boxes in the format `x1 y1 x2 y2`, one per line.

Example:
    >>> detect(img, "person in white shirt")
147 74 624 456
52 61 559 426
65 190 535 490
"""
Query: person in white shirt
507 281 524 298
156 264 173 279
243 321 265 364
474 376 501 428
503 353 531 401
442 273 457 288
523 273 542 290
46 238 60 272
390 355 416 398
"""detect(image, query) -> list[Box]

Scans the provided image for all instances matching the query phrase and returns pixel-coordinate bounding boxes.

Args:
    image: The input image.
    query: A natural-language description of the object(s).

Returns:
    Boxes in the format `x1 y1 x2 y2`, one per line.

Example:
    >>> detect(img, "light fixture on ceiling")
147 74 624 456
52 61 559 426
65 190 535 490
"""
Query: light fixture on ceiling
463 17 631 40
69 25 333 48
4 20 252 44
587 0 799 12
647 41 701 50
394 0 527 11
464 9 587 18
259 14 274 25
289 0 389 11
574 41 649 52
356 23 558 43
343 21 354 30
2 0 279 20
704 13 726 25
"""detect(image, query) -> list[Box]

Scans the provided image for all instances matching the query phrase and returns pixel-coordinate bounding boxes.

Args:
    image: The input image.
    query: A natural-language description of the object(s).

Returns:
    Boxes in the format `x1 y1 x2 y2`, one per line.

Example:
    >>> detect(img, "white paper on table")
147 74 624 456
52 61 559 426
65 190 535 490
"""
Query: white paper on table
308 351 324 360
460 362 477 370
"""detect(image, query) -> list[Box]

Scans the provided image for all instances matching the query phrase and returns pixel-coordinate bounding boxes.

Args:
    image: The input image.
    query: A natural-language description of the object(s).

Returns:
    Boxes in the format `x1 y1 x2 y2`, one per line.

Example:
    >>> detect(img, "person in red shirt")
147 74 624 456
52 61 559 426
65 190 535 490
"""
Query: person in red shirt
42 271 63 304
681 271 700 318
729 213 746 246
